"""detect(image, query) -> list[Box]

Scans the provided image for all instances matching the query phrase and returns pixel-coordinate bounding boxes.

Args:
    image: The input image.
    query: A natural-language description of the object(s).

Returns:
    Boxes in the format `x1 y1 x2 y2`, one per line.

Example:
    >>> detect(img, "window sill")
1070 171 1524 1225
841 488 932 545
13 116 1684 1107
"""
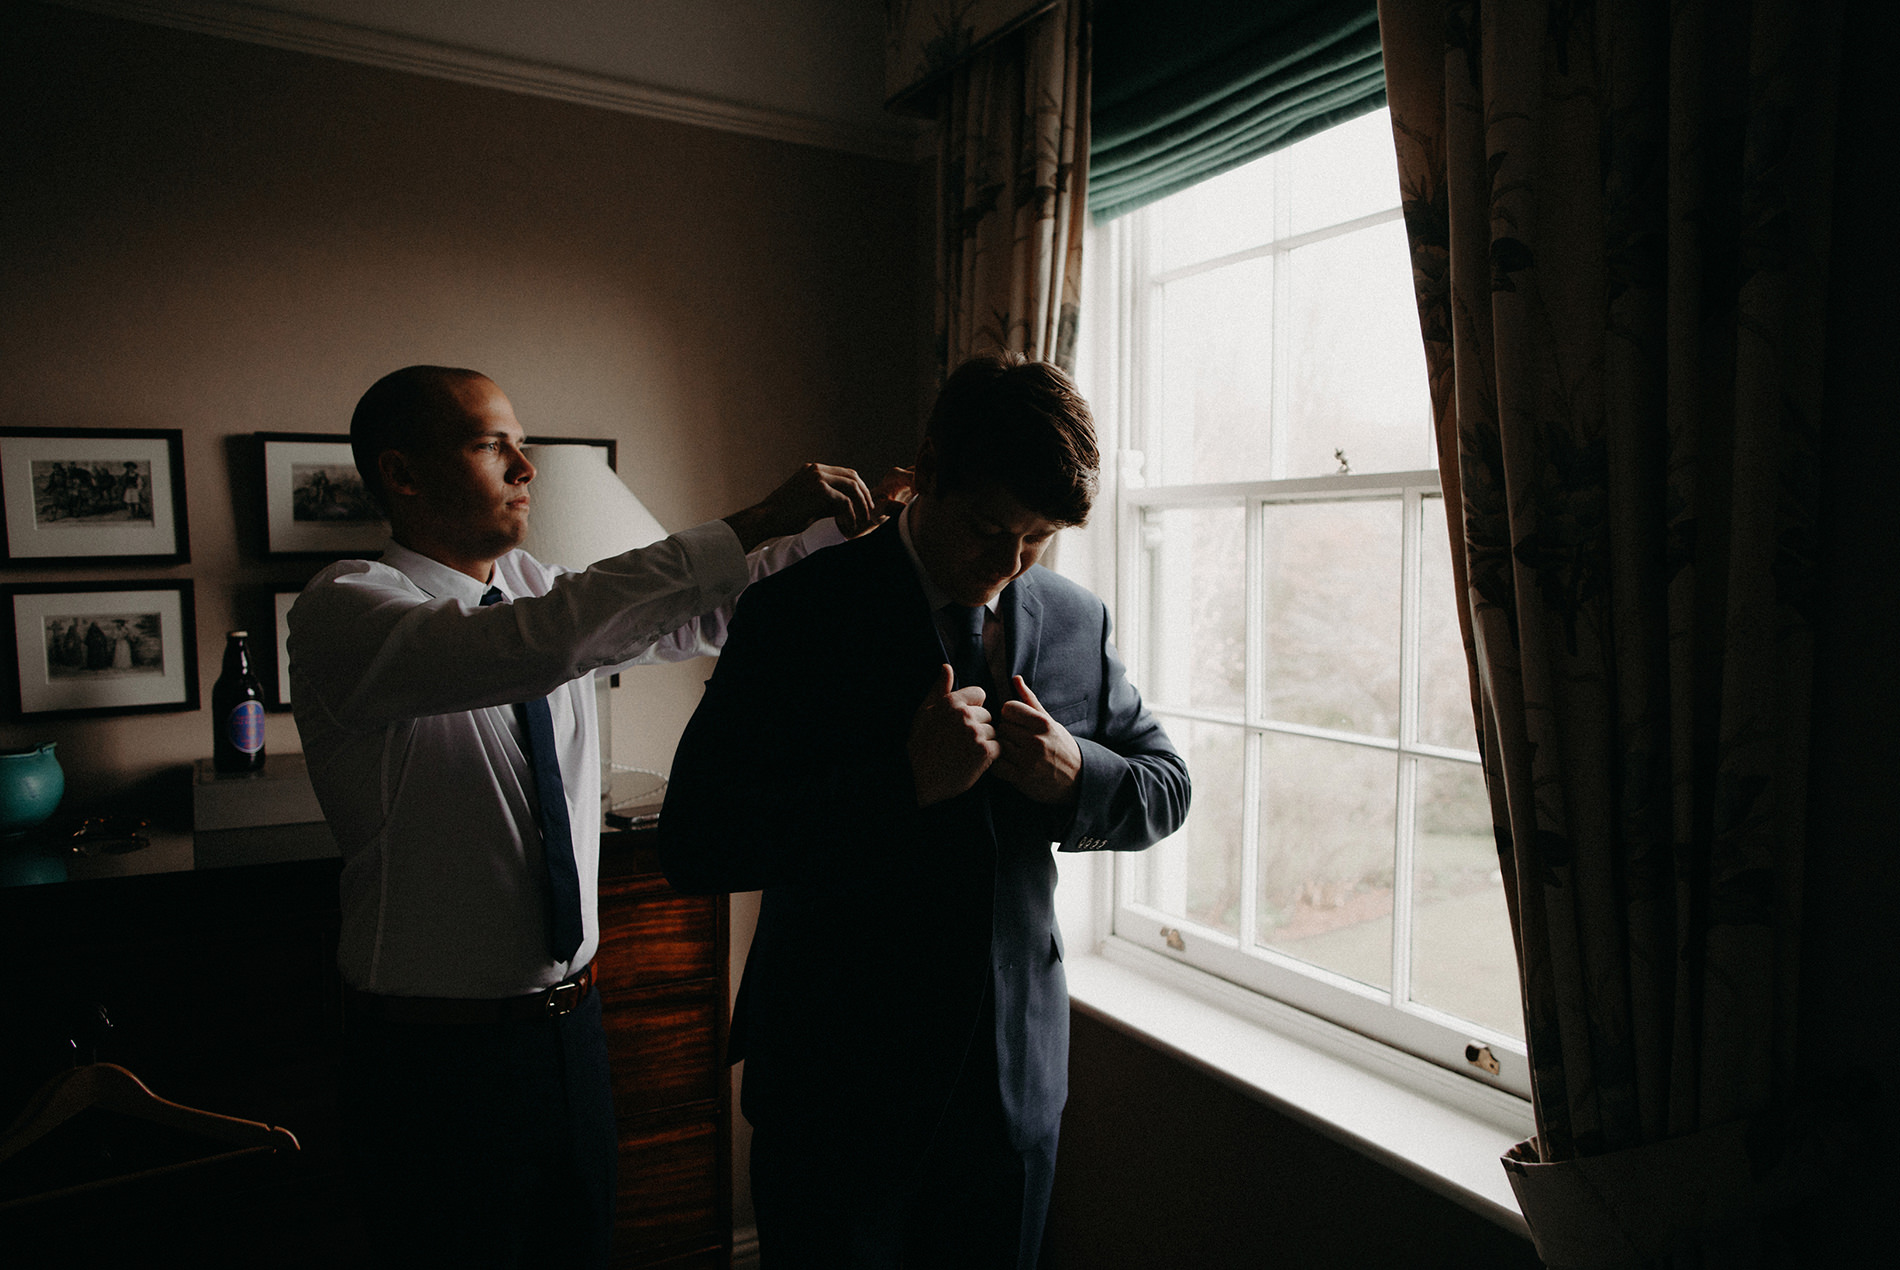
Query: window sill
1065 943 1532 1237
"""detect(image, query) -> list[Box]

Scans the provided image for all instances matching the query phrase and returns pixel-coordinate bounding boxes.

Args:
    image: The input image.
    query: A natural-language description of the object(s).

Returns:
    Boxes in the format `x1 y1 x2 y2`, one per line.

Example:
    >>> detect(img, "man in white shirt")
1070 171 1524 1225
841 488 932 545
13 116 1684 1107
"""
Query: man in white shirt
288 364 890 1269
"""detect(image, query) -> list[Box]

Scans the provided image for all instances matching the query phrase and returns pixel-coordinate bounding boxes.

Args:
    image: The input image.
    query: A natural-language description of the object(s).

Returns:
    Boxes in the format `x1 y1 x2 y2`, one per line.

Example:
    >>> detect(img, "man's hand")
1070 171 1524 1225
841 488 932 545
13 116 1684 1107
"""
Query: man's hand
909 664 1000 807
723 462 876 550
993 676 1082 806
868 466 916 530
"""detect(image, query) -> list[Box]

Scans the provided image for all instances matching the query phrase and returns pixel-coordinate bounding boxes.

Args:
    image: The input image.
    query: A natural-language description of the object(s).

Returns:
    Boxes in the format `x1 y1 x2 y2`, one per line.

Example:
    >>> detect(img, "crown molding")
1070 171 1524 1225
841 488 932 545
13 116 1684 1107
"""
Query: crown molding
51 0 927 163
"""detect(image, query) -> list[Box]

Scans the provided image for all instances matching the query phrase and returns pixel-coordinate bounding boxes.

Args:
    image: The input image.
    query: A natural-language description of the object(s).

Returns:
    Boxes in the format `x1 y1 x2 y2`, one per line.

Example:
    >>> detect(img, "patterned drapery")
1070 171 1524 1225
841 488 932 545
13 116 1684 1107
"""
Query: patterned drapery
934 0 1090 373
885 0 1058 112
1379 0 1842 1262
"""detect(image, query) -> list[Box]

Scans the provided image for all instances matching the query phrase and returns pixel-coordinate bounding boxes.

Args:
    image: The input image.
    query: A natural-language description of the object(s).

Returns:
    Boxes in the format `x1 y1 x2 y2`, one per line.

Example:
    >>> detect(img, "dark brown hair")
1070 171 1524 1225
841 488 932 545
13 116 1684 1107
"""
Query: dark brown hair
923 352 1099 526
349 365 489 510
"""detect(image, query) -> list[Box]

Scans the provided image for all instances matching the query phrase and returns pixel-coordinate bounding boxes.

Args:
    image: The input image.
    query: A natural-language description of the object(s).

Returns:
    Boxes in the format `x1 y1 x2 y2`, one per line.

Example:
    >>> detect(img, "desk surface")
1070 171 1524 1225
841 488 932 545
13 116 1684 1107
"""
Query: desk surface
2 753 673 890
2 821 662 890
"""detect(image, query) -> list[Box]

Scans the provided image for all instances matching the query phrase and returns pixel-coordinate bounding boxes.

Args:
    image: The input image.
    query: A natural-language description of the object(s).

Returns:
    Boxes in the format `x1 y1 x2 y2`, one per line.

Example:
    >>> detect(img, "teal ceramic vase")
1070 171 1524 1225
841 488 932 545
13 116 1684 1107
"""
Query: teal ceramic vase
0 741 65 837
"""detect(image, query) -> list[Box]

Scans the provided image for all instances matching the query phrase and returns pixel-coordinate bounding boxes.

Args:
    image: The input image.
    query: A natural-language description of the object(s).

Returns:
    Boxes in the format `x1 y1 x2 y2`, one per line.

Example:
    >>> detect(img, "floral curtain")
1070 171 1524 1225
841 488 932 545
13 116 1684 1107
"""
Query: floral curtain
934 0 1090 373
885 0 1058 110
1378 0 1842 1263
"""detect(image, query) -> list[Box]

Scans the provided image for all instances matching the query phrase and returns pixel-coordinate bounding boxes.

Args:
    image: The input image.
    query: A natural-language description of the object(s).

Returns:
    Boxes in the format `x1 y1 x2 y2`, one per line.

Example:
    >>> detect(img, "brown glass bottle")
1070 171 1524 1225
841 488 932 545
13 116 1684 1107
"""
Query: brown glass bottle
212 630 266 774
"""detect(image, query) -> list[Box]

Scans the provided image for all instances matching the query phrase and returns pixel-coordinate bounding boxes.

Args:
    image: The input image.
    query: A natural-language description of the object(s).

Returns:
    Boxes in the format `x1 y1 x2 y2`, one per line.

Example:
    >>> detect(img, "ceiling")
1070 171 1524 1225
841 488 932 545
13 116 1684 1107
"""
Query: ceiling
62 0 915 157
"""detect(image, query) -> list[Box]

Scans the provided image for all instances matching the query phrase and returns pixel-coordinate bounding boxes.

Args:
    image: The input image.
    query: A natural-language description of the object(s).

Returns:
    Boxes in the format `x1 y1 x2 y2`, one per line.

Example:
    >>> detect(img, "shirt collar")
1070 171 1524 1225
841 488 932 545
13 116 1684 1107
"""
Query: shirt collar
377 538 514 605
896 505 997 616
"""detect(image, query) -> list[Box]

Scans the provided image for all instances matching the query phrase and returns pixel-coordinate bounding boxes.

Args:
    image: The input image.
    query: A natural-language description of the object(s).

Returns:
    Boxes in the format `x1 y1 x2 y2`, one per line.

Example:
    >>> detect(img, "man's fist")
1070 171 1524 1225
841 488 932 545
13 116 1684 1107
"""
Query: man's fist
909 664 999 807
993 676 1082 806
724 462 877 550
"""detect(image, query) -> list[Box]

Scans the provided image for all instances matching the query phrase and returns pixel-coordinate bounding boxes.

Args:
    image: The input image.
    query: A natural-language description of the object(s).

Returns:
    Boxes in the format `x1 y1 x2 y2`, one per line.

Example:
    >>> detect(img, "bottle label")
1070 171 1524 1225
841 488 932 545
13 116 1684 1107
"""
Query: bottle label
226 700 265 755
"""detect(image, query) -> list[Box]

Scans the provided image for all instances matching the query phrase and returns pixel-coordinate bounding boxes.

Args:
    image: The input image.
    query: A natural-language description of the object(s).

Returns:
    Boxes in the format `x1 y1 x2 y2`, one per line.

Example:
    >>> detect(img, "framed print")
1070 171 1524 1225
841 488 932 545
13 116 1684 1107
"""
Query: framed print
0 427 189 565
4 581 199 719
272 590 297 709
259 432 387 556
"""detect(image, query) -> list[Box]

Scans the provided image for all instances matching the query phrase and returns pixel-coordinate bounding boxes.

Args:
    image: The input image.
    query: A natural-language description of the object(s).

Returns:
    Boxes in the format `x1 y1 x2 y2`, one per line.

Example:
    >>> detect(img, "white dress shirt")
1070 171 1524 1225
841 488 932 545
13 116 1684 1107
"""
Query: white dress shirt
289 518 841 998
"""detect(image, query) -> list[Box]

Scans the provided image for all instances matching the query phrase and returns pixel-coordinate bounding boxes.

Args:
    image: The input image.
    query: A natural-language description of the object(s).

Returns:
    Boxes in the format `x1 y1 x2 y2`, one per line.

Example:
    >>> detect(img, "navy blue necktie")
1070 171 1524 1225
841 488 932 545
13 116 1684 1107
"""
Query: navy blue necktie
482 586 583 963
945 603 992 696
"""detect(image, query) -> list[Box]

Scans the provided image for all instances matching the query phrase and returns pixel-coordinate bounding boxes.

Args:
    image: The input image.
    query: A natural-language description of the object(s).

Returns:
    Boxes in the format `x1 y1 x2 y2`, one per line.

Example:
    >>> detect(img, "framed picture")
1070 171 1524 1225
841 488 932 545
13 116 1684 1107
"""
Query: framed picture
272 591 297 709
0 427 189 565
3 580 199 719
258 432 387 556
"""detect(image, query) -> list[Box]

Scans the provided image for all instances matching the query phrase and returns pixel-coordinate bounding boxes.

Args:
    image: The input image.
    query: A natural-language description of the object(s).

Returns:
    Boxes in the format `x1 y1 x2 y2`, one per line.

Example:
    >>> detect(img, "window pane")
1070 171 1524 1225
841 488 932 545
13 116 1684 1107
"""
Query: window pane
1409 757 1523 1040
1255 733 1395 989
1284 108 1404 237
1280 219 1433 478
1156 258 1272 484
1125 719 1245 936
1148 151 1277 274
1262 500 1399 736
1139 506 1245 715
1418 495 1477 751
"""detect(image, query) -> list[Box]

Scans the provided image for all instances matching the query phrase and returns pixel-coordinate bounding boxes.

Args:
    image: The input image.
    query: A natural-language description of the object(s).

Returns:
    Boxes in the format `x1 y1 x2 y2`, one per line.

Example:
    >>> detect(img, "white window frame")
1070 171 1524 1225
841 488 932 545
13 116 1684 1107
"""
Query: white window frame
1075 147 1532 1102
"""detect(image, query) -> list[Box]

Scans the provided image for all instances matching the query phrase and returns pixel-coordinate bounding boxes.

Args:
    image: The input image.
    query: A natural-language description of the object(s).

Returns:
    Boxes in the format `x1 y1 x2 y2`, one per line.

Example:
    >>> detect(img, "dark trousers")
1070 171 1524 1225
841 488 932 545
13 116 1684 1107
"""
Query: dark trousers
749 1030 1060 1270
340 990 617 1270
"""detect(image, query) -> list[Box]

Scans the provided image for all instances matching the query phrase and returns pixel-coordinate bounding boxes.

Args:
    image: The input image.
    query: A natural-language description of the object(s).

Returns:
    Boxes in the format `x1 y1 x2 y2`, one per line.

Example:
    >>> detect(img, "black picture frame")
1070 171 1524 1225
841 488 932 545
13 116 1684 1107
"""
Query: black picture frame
0 427 190 566
257 431 388 557
3 580 200 719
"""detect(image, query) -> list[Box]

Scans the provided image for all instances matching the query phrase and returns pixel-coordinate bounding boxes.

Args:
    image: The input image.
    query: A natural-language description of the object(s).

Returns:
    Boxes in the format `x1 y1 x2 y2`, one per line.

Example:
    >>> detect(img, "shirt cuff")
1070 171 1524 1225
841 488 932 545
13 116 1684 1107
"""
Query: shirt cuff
796 518 848 553
675 520 752 602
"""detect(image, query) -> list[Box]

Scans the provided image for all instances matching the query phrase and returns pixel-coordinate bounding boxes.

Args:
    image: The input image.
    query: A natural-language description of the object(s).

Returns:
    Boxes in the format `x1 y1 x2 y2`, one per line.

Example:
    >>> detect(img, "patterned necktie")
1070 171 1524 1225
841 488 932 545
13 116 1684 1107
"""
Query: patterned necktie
482 586 584 963
944 603 992 696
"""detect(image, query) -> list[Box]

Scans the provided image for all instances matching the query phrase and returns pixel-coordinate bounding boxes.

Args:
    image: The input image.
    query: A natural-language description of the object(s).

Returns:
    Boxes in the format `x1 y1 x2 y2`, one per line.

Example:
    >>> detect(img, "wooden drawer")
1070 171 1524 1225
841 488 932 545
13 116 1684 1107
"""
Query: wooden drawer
613 1118 721 1257
603 993 721 1117
636 1248 727 1269
597 886 719 990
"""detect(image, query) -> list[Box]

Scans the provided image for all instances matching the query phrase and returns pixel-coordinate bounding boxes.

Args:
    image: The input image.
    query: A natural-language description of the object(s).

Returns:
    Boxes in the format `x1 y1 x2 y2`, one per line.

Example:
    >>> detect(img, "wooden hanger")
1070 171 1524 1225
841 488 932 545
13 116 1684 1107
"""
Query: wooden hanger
0 1062 299 1208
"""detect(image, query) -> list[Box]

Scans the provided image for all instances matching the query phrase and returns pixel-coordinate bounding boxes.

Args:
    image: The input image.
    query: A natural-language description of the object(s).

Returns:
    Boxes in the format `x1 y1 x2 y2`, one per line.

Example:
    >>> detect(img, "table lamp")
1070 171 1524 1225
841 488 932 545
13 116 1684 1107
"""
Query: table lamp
515 444 669 812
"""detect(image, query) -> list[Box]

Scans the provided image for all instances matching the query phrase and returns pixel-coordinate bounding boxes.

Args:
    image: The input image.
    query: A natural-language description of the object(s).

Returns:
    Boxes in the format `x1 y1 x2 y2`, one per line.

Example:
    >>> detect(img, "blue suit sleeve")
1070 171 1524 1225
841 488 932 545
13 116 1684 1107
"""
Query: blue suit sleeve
1053 600 1191 854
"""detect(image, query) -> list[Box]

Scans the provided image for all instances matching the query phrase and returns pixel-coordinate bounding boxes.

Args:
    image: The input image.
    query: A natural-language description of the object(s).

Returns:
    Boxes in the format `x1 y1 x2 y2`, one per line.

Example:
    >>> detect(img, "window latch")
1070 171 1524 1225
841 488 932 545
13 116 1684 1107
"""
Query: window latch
1465 1042 1500 1076
1160 926 1187 952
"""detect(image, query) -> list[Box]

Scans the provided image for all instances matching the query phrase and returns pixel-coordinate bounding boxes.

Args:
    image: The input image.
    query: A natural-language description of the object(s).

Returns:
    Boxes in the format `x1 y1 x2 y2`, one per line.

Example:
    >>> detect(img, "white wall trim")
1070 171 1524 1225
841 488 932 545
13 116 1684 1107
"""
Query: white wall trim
51 0 926 162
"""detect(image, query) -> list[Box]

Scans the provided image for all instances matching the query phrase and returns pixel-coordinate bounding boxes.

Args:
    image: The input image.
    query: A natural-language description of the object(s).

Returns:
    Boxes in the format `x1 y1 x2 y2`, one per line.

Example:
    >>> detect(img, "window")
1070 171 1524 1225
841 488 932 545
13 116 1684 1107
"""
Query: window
1071 109 1527 1096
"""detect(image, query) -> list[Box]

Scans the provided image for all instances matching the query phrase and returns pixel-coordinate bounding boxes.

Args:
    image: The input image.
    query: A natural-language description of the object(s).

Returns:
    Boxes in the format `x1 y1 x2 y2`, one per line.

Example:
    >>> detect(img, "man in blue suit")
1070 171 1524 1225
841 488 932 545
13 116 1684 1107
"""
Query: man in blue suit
659 352 1190 1268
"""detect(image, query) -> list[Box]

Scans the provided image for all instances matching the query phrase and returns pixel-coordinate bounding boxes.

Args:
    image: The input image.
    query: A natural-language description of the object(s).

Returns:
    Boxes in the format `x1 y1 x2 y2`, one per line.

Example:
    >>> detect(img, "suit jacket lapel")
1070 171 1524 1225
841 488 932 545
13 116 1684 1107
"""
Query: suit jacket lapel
999 571 1042 698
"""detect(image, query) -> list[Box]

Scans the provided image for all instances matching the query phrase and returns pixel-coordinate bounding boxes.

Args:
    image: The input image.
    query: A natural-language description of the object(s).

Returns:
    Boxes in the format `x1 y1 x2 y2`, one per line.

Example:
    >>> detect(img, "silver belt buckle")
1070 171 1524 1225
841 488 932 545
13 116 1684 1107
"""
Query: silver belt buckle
544 978 583 1017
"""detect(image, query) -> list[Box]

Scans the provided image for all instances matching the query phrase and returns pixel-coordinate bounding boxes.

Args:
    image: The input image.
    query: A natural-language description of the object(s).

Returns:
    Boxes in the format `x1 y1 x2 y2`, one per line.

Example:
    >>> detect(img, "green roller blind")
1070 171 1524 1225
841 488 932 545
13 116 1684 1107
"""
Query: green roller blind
1090 0 1386 223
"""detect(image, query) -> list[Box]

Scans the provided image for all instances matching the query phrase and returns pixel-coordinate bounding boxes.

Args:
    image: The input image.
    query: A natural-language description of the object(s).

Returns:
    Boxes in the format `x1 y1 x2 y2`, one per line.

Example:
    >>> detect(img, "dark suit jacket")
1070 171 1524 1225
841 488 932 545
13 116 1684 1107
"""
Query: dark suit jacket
658 521 1189 1154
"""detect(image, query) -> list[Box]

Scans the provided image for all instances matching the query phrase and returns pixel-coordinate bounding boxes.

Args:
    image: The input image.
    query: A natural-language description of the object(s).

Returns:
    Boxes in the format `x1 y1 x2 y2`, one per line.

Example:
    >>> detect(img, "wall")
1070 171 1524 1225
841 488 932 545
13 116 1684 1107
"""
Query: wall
0 1 926 804
0 2 926 1238
1046 1013 1539 1268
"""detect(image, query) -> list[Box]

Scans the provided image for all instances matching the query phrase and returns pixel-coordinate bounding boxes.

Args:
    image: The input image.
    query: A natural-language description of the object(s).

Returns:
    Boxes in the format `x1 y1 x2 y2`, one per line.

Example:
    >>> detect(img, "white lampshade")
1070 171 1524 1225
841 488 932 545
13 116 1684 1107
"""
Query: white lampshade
515 443 670 813
516 444 668 568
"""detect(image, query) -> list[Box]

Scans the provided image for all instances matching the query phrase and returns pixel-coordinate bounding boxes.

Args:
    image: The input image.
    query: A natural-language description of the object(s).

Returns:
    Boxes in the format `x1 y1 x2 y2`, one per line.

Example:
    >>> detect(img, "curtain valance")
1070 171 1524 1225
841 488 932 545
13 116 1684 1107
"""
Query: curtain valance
1089 0 1385 222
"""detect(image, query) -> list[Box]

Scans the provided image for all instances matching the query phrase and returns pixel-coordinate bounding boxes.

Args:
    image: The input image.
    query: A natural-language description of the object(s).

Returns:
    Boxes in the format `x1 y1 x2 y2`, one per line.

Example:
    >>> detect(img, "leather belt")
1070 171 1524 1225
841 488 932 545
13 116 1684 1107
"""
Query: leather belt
345 961 597 1027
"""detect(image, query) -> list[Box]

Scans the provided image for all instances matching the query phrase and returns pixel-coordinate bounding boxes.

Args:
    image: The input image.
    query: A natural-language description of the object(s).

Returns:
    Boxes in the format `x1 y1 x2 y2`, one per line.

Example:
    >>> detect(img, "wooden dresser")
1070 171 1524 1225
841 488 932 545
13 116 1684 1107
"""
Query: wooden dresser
597 829 733 1267
0 824 732 1267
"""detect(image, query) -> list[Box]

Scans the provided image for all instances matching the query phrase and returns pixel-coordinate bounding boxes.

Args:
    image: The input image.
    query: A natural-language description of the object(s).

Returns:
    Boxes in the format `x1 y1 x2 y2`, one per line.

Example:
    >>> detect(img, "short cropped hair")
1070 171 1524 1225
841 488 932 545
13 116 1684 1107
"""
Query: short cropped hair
349 365 489 510
924 352 1098 525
